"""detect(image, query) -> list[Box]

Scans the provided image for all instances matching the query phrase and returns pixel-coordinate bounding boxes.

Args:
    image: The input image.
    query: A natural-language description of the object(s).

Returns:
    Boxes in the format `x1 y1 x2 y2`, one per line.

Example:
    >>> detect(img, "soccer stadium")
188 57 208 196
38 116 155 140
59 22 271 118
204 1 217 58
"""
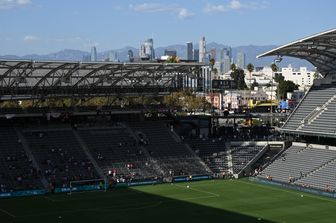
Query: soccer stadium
0 29 336 223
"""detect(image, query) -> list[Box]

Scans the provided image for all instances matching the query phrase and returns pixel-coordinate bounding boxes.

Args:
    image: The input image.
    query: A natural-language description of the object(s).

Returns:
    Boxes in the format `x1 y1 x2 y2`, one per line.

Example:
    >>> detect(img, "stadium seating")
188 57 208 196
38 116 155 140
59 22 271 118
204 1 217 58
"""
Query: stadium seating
0 126 42 192
128 121 193 157
258 144 336 191
187 138 226 157
186 138 263 174
78 127 157 180
295 159 336 191
231 146 263 173
157 157 210 176
127 121 209 176
283 84 336 135
186 138 228 173
24 129 99 188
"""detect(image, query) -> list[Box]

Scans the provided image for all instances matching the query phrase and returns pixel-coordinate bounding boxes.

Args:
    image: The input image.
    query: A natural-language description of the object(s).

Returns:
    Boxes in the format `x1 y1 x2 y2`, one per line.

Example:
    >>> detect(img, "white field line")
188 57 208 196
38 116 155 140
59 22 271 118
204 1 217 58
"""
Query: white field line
17 188 221 219
0 208 16 218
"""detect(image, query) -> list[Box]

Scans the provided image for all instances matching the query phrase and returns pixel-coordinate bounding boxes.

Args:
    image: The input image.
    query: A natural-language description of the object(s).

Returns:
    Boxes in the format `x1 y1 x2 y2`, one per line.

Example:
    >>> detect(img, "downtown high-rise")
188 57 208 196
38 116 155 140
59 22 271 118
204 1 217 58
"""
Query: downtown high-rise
91 46 97 62
199 37 206 63
186 42 193 61
236 52 246 69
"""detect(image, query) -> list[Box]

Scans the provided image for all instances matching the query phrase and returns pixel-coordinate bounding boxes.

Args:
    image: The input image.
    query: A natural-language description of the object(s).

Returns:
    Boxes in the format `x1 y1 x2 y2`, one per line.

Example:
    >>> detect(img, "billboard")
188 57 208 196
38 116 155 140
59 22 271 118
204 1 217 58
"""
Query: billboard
212 80 237 90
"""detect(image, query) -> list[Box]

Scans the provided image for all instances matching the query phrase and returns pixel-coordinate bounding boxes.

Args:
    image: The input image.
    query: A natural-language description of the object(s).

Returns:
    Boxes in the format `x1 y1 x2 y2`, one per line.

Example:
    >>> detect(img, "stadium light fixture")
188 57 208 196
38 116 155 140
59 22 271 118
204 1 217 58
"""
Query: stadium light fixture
274 55 283 63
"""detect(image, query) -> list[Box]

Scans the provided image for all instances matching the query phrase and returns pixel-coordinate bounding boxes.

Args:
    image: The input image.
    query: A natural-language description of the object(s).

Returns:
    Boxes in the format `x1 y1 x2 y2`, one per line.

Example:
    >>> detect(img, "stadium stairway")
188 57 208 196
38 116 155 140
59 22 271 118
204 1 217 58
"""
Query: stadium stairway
71 129 106 179
122 123 165 176
295 158 336 190
14 128 49 189
127 121 210 176
258 144 336 188
23 128 101 187
184 143 213 174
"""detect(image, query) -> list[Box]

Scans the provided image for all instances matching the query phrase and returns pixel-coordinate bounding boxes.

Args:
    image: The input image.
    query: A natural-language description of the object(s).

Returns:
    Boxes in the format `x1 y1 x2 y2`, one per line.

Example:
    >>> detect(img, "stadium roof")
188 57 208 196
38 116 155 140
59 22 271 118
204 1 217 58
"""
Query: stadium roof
257 28 336 76
0 60 204 100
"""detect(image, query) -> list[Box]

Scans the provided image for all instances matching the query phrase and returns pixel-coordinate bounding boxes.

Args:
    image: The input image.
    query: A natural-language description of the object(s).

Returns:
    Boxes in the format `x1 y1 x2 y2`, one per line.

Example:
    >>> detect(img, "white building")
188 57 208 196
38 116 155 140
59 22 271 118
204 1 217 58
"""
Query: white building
249 65 317 90
277 65 315 90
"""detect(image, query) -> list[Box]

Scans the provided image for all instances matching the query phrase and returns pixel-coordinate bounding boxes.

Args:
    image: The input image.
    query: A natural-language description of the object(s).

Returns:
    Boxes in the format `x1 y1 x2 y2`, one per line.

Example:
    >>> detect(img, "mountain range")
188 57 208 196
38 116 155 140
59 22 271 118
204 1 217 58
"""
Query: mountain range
0 44 313 69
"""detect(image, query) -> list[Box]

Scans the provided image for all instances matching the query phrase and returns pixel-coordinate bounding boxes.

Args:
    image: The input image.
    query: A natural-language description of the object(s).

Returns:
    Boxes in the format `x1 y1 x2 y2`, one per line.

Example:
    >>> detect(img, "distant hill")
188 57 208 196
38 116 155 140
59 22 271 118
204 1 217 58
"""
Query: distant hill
0 44 313 68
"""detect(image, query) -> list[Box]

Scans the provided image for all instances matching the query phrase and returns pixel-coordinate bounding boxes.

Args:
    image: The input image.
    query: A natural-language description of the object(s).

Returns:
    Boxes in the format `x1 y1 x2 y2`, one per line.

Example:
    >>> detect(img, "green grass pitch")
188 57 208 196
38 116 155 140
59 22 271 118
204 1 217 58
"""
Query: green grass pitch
1 179 336 223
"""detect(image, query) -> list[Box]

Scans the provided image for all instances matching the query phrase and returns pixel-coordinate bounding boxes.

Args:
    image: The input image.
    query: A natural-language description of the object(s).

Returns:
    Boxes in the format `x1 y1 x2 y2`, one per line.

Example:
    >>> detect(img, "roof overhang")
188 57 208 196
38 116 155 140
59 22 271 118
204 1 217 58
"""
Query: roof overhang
0 60 205 100
257 28 336 76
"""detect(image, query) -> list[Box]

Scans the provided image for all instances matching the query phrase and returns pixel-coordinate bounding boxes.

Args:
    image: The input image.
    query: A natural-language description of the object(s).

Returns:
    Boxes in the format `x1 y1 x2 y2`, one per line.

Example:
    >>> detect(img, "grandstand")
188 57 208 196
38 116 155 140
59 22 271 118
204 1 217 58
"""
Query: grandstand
255 28 336 194
23 129 100 188
258 143 336 190
0 126 42 192
0 28 336 223
258 28 336 139
281 81 336 136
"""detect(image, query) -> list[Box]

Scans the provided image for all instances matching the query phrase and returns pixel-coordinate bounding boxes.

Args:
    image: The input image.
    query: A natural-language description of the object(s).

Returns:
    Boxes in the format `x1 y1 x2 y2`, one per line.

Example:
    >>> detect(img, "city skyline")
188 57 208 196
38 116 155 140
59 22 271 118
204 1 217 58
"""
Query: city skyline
1 0 336 55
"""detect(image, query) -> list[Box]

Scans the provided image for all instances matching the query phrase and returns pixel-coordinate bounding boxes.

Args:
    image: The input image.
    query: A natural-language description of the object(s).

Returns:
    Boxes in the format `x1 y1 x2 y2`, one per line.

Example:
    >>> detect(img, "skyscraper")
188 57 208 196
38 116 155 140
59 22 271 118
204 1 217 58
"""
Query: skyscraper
199 37 206 62
140 38 155 60
164 50 177 57
222 47 232 59
193 49 199 62
186 42 193 60
109 51 118 62
91 46 97 62
236 52 246 69
210 48 216 60
128 49 134 62
223 55 231 74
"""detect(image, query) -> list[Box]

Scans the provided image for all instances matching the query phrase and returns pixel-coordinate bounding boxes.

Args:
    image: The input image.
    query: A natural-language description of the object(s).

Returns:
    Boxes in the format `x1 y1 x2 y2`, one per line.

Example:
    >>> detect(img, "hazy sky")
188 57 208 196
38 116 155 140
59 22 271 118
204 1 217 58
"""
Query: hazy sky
1 0 336 55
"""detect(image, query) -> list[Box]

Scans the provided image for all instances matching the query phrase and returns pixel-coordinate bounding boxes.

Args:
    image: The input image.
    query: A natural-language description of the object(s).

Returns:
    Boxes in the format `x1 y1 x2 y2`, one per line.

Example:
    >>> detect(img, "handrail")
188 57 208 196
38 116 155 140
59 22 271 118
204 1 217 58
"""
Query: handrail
281 85 313 129
299 94 336 128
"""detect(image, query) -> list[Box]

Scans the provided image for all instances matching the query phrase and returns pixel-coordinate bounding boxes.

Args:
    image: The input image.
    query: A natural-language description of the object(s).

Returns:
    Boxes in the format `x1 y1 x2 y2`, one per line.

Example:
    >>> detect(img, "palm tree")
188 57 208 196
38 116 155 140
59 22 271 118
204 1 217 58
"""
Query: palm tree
230 63 236 72
247 63 254 88
209 58 215 69
269 63 278 127
270 63 279 99
213 68 218 79
270 63 278 72
246 63 254 109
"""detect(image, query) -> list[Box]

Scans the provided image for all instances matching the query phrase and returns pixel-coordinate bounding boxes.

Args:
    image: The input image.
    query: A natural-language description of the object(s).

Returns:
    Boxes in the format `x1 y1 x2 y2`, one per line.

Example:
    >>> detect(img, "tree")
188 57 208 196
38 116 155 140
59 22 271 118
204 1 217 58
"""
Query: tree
313 71 322 80
273 73 298 99
278 80 298 99
230 68 247 90
250 81 259 90
270 63 278 72
247 63 254 74
212 68 218 78
209 58 215 69
230 63 237 72
166 56 180 63
247 63 254 99
274 73 284 83
163 90 211 112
